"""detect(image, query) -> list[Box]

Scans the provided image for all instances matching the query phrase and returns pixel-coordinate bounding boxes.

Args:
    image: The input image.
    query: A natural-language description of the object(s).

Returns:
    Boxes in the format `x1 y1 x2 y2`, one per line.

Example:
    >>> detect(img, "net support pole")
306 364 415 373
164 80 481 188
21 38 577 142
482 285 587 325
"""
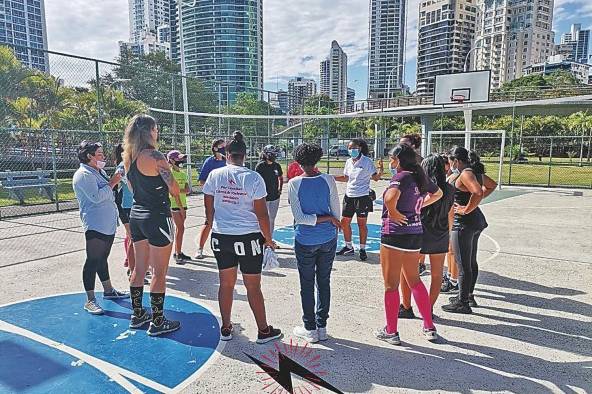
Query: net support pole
498 130 506 190
463 106 472 149
420 115 433 157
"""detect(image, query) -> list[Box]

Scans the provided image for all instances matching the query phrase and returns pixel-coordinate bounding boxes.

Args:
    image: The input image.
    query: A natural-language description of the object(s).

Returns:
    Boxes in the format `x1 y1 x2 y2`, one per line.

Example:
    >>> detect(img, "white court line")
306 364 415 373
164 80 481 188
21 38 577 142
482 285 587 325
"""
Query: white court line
0 319 162 393
0 291 227 394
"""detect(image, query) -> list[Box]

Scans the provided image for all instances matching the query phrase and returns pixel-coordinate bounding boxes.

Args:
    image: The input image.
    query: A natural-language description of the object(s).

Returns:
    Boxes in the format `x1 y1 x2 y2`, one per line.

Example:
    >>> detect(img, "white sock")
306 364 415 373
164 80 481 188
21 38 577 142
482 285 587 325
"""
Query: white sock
346 242 353 249
360 244 367 250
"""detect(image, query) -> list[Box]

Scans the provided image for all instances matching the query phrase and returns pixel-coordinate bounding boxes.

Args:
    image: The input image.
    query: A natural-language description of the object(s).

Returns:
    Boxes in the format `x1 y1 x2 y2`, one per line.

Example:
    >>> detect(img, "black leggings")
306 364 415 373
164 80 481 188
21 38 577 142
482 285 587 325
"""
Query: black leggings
83 231 115 291
451 228 482 303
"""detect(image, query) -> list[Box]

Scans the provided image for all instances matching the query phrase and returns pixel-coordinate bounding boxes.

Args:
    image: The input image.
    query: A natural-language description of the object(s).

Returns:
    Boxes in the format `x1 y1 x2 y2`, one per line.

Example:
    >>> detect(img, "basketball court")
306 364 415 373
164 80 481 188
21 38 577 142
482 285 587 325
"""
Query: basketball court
0 181 590 393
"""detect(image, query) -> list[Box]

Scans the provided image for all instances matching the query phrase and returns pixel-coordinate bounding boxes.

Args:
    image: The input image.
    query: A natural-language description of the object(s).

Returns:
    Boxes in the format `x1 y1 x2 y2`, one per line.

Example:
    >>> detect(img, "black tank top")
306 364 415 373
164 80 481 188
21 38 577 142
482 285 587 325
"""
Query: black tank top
128 157 171 219
451 169 488 230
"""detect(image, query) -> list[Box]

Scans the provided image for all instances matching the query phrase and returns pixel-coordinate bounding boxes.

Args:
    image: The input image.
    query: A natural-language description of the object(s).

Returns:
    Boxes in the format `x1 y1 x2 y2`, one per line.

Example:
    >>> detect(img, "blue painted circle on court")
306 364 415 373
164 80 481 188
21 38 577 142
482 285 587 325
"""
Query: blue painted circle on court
0 293 220 393
274 222 383 253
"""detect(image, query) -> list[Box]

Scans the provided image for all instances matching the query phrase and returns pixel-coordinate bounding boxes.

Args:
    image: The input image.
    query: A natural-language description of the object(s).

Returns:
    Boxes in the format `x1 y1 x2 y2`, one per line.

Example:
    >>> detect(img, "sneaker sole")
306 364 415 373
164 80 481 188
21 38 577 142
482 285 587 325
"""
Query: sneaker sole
129 317 151 329
147 325 181 337
220 334 233 341
84 307 104 315
376 336 401 346
256 333 283 344
293 333 319 344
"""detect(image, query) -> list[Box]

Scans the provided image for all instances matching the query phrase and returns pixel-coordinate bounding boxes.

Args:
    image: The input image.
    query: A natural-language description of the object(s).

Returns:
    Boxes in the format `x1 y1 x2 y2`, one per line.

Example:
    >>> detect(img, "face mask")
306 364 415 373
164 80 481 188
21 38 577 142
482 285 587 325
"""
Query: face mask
96 160 106 169
217 147 226 156
349 148 360 158
389 165 398 177
452 166 460 175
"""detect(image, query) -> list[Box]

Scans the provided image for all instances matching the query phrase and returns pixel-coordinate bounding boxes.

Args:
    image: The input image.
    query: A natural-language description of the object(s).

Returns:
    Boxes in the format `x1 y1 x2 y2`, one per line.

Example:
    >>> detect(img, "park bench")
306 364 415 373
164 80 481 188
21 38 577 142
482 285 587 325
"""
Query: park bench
0 170 56 205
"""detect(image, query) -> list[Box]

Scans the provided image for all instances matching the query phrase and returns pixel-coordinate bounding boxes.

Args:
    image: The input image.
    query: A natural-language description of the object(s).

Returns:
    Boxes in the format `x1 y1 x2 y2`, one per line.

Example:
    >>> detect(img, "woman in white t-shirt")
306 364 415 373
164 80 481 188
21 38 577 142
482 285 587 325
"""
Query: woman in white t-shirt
202 131 282 344
334 138 383 261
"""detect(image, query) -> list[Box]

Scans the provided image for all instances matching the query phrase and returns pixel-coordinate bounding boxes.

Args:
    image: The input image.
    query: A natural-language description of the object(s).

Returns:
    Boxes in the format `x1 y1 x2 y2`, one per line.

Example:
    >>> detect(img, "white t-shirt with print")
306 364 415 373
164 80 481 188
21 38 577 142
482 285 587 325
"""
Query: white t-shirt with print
343 155 377 197
202 164 267 235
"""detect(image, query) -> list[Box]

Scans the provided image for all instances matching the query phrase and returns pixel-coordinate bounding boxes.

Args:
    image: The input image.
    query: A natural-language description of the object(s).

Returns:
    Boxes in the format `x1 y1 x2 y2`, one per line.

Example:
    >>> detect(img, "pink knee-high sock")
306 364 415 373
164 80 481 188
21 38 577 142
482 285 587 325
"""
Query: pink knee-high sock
384 290 400 334
411 282 435 329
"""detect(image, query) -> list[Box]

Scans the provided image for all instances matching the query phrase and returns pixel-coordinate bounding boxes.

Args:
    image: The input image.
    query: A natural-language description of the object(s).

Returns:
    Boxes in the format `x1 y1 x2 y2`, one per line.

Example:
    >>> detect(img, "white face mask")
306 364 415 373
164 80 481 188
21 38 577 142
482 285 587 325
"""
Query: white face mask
96 160 106 169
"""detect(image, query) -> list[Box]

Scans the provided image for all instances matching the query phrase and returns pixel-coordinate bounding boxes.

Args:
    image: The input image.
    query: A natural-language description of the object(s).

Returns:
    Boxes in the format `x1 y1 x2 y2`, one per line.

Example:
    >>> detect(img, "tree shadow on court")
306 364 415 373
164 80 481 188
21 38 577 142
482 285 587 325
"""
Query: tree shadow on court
216 333 591 393
478 271 585 296
476 288 592 319
165 266 248 303
435 311 591 357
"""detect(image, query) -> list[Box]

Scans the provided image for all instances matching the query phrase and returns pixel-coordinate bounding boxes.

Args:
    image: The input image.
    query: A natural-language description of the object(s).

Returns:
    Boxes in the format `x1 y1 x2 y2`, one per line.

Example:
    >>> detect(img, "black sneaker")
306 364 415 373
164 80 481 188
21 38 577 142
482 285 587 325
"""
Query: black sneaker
398 304 416 319
256 325 282 344
220 324 233 341
468 295 478 307
147 318 181 336
419 263 428 276
173 254 186 265
103 289 129 300
442 301 472 314
336 246 355 256
359 249 368 261
129 309 151 329
441 279 459 293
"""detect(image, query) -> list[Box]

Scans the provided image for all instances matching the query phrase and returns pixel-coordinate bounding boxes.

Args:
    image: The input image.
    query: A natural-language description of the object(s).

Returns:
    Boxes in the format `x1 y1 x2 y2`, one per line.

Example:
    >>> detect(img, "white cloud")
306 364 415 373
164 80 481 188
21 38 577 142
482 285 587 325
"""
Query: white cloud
46 0 129 62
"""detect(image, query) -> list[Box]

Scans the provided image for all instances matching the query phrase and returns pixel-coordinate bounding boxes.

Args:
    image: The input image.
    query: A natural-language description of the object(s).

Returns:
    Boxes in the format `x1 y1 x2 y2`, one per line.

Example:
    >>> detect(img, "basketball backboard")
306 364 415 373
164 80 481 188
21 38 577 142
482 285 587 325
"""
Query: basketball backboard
433 70 491 105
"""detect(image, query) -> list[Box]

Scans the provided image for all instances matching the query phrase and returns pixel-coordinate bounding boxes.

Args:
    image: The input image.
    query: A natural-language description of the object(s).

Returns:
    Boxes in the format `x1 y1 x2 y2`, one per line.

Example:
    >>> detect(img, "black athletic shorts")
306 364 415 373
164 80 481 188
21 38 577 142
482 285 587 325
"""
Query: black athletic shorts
211 232 265 274
380 234 423 252
342 194 374 218
171 207 188 212
420 229 449 255
130 214 174 247
117 207 131 225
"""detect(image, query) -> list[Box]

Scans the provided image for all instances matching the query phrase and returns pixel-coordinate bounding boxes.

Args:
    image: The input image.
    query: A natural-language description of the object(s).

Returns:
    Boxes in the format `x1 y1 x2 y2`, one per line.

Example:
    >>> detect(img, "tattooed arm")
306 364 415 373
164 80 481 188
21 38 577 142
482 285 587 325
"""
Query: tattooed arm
150 150 181 197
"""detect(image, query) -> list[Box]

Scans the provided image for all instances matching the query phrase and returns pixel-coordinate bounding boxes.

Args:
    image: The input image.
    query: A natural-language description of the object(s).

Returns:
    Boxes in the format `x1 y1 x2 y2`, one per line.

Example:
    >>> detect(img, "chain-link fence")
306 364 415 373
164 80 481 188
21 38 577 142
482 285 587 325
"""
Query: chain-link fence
2 123 591 218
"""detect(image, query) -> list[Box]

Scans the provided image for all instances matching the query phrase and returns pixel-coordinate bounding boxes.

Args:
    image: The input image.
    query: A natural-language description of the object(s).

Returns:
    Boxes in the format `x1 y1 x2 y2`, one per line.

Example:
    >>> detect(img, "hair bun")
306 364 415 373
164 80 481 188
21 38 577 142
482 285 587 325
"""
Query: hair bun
232 131 244 142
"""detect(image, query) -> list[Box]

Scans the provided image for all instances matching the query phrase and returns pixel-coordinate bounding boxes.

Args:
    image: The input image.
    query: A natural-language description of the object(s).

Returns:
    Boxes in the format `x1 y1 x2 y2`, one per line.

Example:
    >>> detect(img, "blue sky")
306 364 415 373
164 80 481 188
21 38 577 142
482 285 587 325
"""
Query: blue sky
46 0 591 100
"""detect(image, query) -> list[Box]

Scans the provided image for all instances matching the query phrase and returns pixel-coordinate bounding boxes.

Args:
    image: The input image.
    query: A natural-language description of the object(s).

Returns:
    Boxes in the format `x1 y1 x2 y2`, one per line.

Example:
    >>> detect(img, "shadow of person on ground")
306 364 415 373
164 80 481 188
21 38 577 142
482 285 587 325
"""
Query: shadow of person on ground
478 271 585 296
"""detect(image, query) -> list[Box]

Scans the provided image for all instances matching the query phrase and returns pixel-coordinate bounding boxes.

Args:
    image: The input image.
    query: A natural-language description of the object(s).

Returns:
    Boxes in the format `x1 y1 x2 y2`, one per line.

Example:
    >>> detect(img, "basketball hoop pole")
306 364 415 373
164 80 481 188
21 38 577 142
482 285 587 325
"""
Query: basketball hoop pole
463 106 472 149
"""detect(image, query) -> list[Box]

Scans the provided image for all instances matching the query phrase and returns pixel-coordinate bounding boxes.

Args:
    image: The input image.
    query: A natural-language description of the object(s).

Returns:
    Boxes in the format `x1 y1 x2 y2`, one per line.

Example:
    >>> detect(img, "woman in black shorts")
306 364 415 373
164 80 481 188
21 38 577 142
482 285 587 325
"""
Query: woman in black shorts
203 132 282 344
124 114 182 336
399 154 455 318
442 148 497 314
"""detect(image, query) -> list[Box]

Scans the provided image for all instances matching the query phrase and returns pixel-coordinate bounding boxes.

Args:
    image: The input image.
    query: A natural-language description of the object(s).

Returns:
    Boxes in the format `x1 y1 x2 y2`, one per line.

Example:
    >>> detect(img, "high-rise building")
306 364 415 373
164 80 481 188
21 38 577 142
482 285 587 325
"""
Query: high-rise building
560 24 590 64
524 54 590 84
367 0 407 99
416 0 477 96
0 0 49 72
288 77 317 113
320 41 348 111
123 0 174 58
347 87 356 112
276 90 289 114
474 0 555 89
179 0 263 103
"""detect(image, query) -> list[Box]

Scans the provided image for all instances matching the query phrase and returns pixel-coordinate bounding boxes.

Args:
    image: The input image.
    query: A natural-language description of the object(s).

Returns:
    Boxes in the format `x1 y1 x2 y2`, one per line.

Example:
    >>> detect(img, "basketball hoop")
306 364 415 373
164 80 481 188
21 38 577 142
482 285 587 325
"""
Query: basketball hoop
450 95 466 104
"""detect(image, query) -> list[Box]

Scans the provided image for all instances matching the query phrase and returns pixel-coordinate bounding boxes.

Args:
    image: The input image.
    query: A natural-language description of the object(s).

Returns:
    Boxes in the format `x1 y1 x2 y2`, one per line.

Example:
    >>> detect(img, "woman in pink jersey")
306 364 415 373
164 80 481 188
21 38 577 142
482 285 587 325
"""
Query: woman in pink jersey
374 144 443 345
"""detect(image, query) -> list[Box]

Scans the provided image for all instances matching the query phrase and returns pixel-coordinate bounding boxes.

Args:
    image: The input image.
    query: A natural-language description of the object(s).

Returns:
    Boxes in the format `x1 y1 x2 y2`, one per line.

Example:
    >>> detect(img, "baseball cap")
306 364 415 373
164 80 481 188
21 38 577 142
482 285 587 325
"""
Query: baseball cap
167 150 187 162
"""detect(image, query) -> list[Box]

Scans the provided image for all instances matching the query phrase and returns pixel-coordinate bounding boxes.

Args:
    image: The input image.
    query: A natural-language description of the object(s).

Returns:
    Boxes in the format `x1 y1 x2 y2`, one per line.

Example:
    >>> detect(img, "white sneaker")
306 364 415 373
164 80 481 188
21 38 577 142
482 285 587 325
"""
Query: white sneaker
84 299 104 315
293 326 319 343
423 327 438 342
318 327 328 341
374 327 401 345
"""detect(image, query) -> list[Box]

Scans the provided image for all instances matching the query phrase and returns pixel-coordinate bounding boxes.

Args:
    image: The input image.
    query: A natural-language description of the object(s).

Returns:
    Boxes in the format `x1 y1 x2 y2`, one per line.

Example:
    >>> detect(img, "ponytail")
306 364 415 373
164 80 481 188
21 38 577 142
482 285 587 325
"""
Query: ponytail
469 150 485 175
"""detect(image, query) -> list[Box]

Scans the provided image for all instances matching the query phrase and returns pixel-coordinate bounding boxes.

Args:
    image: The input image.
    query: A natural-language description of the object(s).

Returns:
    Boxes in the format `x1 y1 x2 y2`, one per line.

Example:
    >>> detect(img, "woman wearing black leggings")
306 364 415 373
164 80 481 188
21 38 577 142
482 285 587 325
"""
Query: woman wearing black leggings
73 141 129 315
442 148 496 314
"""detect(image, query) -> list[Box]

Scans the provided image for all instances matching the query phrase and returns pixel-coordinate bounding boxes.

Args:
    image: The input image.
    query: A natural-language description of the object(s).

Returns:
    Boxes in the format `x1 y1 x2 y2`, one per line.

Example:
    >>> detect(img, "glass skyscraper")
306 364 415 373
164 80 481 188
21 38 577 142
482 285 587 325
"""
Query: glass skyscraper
0 0 49 72
179 0 263 103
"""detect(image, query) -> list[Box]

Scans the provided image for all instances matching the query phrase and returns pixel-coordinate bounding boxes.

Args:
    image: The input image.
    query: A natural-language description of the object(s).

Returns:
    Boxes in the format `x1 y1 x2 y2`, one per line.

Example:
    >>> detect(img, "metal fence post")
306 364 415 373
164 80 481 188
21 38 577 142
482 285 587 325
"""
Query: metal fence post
547 138 553 187
326 118 330 174
50 129 59 212
95 61 103 132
